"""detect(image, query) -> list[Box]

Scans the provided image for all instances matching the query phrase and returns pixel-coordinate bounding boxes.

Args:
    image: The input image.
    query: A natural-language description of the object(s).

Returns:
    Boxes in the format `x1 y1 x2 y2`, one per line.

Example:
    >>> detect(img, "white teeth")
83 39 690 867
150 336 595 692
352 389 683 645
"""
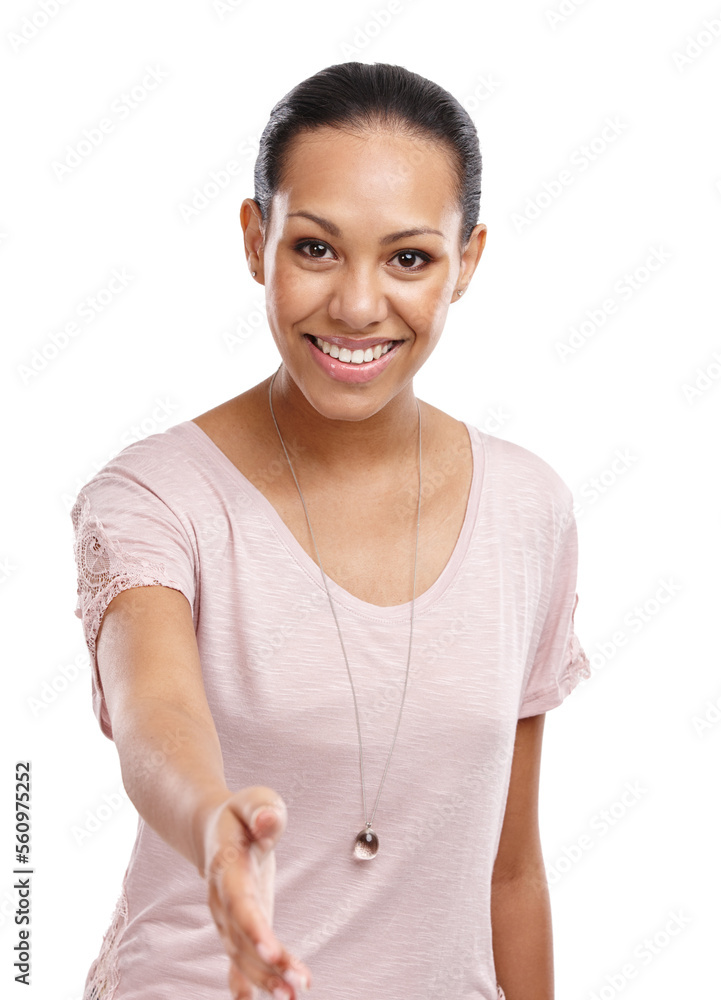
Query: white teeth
312 336 395 363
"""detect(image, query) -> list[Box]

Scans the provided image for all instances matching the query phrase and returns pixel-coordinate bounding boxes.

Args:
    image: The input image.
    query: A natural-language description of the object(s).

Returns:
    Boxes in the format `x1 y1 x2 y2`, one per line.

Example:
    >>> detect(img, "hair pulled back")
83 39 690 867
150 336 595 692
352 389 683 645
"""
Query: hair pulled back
253 62 482 251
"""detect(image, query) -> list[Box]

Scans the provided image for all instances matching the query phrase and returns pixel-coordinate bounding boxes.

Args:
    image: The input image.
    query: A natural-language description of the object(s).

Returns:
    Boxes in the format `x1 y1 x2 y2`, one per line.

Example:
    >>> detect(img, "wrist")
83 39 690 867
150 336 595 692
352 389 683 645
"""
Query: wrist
191 785 234 879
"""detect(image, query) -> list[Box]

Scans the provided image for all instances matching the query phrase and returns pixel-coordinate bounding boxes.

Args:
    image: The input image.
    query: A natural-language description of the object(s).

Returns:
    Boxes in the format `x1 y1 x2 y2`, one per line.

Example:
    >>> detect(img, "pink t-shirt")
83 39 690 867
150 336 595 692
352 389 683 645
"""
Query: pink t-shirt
70 418 591 1000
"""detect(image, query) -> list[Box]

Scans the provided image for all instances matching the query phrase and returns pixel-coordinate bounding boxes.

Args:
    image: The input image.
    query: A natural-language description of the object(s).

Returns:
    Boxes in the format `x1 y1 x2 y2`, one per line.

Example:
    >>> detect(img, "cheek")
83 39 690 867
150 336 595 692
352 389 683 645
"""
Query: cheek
403 289 449 337
268 266 318 322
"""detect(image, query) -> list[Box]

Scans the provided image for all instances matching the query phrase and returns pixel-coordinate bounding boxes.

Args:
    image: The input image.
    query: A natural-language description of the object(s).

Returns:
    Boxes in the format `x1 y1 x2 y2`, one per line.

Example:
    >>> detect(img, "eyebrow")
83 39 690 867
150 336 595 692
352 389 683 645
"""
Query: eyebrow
286 211 445 245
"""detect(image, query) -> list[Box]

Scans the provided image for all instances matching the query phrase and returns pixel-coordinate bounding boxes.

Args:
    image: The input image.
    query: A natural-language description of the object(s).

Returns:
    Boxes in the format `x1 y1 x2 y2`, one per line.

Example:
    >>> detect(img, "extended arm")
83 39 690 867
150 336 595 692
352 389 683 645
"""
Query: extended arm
95 584 311 997
96 585 234 874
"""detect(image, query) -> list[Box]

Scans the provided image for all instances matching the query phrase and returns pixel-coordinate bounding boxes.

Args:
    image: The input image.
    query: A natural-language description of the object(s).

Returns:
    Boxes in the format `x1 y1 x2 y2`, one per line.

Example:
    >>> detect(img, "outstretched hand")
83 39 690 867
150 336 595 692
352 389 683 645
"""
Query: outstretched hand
203 787 312 999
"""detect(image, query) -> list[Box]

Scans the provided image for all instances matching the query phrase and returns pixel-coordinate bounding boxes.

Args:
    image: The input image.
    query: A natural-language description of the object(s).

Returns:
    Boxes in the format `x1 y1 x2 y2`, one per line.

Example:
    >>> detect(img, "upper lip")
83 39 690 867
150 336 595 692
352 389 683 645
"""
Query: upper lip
307 334 400 351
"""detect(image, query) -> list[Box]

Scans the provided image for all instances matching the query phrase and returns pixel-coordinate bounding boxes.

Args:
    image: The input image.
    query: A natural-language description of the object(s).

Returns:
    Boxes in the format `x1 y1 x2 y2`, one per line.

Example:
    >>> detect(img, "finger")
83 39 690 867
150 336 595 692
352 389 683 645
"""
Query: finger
220 862 276 947
224 933 300 1000
215 896 311 996
268 951 312 995
208 841 285 982
250 936 312 995
216 897 312 997
218 868 311 991
228 957 256 1000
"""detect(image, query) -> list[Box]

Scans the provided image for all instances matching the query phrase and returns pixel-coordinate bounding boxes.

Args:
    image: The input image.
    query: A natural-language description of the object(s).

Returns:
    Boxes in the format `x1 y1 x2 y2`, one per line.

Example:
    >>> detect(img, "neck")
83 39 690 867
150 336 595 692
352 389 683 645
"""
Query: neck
265 366 421 480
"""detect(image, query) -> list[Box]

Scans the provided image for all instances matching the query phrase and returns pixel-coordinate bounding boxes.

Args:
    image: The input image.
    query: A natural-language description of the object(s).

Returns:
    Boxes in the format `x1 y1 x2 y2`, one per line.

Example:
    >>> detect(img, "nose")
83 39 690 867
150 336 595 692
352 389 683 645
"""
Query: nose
326 264 390 330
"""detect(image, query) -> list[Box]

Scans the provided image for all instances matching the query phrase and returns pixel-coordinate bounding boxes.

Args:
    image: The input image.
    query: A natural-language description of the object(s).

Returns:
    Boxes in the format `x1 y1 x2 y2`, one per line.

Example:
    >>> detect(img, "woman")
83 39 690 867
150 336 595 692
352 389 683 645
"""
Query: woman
71 62 591 1000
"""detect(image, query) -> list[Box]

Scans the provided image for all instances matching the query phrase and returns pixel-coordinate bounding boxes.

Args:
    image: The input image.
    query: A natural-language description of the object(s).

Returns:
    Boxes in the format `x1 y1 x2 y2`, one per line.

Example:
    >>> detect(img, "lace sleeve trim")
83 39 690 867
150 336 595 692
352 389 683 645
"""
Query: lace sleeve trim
83 883 128 999
71 491 179 662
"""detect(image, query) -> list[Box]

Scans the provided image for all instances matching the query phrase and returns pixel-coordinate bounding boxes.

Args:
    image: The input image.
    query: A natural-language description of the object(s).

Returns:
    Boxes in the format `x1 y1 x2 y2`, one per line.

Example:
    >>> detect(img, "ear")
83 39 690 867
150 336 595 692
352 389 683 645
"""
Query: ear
240 198 266 280
455 223 487 298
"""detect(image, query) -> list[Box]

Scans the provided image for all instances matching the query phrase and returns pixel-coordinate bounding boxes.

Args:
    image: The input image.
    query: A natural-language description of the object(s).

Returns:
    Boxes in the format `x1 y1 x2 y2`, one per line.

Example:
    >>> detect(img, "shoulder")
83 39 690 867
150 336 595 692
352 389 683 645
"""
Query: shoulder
477 429 572 505
421 400 573 516
71 421 202 519
466 424 574 536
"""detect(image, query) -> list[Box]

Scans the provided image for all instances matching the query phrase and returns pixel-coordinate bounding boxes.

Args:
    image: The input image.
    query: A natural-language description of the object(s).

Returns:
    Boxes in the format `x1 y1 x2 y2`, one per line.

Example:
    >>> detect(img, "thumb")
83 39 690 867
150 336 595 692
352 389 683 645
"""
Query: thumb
237 786 288 851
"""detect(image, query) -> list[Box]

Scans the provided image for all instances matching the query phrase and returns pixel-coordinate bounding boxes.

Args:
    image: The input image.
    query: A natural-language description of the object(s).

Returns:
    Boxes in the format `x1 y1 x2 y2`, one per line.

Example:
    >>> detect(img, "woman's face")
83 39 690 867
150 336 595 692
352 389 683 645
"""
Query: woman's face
242 126 486 421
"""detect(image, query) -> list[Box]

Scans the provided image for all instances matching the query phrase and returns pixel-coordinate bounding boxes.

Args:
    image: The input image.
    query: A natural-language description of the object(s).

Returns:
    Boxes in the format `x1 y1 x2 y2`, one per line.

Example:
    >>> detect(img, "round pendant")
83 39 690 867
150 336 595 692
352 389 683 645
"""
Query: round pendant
353 826 379 860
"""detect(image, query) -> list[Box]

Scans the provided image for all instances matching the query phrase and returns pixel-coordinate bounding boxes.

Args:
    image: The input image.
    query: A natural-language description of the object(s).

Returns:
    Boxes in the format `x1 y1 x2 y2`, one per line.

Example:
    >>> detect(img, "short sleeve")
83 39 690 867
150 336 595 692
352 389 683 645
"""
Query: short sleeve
70 471 197 741
518 504 591 718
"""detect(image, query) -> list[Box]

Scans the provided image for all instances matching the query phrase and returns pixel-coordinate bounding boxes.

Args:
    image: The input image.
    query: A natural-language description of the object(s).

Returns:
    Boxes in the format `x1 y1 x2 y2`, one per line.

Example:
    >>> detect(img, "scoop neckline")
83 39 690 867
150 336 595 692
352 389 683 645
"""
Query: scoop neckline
179 417 485 620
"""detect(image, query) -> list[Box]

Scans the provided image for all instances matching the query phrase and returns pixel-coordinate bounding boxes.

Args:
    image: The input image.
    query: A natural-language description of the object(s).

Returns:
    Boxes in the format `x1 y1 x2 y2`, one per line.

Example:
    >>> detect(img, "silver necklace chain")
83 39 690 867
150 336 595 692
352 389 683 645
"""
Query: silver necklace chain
267 368 422 857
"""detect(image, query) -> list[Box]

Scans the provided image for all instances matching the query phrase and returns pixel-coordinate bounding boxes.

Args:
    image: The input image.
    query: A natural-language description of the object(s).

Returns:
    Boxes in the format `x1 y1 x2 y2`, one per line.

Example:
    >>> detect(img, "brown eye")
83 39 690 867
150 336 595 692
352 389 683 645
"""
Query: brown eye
397 252 418 268
391 250 432 271
295 240 334 259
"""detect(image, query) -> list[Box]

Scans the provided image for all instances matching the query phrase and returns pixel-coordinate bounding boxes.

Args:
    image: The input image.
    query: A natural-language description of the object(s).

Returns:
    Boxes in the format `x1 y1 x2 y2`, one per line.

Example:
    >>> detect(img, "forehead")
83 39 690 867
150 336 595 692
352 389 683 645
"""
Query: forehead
273 127 461 234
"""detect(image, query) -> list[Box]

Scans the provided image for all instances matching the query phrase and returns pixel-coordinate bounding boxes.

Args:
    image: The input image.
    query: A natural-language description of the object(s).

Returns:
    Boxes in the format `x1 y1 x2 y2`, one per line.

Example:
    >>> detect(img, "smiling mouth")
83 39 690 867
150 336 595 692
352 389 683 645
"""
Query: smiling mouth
305 334 401 365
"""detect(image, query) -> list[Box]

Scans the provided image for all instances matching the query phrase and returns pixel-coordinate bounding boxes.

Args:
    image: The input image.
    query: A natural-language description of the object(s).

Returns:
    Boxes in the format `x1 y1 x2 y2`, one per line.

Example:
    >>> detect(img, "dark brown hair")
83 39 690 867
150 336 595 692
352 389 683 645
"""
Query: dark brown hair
253 61 482 251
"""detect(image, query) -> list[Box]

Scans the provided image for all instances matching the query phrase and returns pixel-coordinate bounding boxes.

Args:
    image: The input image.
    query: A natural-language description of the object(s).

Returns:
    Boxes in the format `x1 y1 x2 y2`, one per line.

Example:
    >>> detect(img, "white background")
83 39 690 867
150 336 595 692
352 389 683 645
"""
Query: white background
2 1 719 997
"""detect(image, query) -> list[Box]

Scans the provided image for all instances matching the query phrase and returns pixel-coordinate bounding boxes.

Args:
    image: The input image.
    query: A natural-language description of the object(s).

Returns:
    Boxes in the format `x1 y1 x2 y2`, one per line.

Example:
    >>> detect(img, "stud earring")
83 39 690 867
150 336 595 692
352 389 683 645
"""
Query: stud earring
457 288 464 296
251 271 256 277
